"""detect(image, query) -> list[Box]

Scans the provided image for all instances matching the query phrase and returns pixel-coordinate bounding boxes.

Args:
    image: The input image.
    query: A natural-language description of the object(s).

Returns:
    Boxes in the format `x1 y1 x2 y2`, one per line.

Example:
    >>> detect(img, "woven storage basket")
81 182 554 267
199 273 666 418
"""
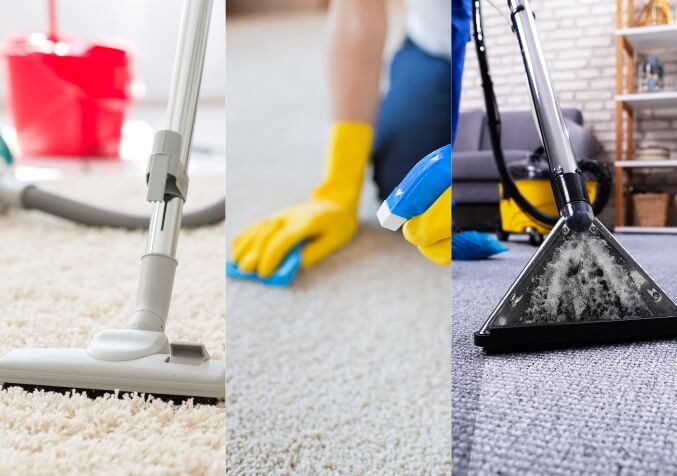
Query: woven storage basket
632 193 669 227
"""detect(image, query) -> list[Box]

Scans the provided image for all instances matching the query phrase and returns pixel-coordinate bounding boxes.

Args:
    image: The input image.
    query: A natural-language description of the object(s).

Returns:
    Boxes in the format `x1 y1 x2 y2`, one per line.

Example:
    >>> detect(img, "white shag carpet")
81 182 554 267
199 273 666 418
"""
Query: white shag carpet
226 12 451 474
0 168 225 475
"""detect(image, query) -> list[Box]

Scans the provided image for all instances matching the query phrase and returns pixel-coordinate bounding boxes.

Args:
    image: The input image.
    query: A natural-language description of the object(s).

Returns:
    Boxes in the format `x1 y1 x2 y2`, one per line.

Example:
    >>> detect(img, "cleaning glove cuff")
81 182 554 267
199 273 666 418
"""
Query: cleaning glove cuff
311 121 373 211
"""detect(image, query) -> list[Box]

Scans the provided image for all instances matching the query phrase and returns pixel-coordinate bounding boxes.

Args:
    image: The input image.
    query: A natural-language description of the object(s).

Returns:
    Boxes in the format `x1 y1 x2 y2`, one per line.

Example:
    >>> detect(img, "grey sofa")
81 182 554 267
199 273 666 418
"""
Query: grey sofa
452 109 600 229
453 108 599 204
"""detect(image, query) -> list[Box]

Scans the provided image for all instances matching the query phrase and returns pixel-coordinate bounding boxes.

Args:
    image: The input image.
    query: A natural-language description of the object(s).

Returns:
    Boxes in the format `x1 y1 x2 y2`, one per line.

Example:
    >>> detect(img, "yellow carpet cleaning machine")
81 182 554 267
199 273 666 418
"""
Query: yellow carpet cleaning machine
497 149 608 245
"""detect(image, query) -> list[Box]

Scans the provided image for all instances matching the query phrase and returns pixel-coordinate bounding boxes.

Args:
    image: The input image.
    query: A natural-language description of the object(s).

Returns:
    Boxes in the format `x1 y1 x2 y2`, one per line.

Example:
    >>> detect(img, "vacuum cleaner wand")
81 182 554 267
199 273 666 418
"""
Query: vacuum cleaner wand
0 0 224 402
508 0 593 233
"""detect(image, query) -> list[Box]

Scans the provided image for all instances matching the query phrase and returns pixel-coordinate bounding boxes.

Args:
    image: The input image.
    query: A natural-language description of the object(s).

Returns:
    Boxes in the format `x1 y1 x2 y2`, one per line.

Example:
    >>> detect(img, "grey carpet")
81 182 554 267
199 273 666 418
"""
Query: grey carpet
452 233 677 475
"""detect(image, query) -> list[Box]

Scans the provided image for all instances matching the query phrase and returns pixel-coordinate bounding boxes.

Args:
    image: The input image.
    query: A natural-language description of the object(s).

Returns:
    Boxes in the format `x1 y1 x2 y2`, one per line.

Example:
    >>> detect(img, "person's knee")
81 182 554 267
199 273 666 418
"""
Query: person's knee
373 116 450 199
372 41 451 198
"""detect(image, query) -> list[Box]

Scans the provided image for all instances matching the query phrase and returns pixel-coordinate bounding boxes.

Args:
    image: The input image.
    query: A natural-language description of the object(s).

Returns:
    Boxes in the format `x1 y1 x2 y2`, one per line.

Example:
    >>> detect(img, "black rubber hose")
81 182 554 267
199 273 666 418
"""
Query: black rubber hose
578 158 612 216
472 0 557 227
21 186 224 229
471 0 610 226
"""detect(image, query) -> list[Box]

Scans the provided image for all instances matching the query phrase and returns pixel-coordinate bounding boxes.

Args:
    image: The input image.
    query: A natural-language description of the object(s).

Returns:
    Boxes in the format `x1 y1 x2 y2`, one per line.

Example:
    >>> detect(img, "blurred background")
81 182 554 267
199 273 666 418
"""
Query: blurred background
0 0 224 185
0 0 224 101
227 0 329 15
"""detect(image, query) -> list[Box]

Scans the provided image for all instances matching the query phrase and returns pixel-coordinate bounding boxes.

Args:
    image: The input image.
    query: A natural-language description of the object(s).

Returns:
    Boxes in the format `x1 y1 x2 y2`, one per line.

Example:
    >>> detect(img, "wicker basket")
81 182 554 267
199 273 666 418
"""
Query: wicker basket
632 193 670 227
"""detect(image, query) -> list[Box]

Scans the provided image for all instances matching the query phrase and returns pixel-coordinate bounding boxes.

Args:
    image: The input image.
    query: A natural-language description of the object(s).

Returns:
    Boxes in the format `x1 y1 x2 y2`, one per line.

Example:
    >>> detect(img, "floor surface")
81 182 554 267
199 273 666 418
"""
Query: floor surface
0 105 225 475
453 233 677 475
225 12 451 474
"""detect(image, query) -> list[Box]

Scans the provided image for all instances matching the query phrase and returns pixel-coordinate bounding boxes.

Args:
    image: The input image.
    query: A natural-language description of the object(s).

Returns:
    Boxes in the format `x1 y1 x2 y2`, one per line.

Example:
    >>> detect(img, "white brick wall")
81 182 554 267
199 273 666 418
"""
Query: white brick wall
459 0 677 225
460 0 617 161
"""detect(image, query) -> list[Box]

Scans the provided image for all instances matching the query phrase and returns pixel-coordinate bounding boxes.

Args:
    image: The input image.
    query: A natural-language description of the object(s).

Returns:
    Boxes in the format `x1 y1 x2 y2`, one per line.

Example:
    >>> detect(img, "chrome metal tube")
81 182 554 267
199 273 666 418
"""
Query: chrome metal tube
508 0 593 231
165 0 213 168
131 0 213 331
508 0 578 174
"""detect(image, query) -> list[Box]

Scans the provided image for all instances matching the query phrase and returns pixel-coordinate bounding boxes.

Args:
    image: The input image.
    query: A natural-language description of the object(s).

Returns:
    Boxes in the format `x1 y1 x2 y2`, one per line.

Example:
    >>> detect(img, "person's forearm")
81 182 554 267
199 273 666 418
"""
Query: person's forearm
327 0 386 125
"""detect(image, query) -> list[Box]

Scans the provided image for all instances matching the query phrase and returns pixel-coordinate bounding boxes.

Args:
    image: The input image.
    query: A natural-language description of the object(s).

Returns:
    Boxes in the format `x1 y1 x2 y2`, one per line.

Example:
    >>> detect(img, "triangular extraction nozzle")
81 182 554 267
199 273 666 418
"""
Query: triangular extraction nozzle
475 218 677 352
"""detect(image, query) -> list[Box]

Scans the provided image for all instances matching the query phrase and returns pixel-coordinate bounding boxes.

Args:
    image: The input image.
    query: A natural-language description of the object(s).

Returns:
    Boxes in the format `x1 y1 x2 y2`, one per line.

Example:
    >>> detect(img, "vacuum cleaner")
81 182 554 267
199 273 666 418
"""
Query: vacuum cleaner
472 0 677 352
0 0 224 402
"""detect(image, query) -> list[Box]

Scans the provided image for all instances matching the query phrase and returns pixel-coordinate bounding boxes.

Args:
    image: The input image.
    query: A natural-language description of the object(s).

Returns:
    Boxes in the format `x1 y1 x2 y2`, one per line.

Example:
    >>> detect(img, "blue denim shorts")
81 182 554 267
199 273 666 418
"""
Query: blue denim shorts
372 38 452 200
372 0 470 199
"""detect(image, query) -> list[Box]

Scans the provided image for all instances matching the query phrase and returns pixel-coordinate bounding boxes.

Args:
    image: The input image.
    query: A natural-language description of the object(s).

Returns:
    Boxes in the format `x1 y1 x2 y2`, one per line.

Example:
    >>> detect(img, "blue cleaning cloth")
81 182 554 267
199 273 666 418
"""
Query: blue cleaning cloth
452 200 508 261
453 231 508 261
226 244 303 287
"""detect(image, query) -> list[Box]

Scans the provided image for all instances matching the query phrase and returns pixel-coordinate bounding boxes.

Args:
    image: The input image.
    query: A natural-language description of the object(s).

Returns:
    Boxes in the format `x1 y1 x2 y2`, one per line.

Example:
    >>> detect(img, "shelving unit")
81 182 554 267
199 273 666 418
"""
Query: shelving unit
615 0 677 233
615 226 677 233
616 23 677 49
615 91 677 109
615 159 677 167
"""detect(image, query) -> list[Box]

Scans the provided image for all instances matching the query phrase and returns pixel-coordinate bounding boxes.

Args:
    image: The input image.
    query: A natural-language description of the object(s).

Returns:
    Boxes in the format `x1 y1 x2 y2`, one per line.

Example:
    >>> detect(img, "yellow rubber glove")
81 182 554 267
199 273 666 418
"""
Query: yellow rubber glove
402 187 451 265
231 122 373 278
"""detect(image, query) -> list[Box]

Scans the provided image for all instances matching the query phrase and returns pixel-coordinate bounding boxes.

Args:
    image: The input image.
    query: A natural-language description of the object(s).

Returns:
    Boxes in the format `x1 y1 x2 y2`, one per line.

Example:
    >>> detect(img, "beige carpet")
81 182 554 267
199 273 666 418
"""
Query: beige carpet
0 167 225 475
226 12 450 474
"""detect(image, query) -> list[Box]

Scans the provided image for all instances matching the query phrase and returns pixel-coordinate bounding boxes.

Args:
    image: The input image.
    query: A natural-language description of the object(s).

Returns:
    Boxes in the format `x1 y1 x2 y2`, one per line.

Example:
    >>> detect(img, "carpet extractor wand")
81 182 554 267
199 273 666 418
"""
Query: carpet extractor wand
474 0 677 352
0 0 224 402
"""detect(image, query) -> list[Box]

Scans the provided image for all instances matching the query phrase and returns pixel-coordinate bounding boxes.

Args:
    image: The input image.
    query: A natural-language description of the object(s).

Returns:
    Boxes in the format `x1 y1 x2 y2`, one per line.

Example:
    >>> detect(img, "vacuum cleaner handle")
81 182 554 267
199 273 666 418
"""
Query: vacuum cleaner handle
508 0 594 232
129 0 214 333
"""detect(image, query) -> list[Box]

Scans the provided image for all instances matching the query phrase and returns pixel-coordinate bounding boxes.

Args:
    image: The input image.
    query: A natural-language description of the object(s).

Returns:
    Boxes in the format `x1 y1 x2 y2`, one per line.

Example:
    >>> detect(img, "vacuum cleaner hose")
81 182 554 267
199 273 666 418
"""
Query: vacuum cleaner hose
578 158 612 216
21 185 224 229
472 0 610 228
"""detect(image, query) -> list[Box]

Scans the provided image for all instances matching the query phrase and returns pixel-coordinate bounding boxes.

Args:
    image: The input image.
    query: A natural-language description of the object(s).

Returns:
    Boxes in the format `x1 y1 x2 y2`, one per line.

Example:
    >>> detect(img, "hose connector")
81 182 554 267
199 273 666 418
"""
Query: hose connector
552 169 594 232
146 130 188 203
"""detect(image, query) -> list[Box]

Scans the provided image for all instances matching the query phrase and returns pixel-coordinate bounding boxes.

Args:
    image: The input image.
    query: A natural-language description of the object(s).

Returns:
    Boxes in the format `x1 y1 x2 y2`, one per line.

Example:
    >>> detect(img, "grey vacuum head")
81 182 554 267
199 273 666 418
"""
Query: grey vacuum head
475 218 677 352
0 332 225 405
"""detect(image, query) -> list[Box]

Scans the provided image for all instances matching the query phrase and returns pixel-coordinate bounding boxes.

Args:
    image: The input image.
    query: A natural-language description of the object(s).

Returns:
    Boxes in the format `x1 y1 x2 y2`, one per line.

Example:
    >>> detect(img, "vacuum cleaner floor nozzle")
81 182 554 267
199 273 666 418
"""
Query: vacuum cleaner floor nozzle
475 218 677 352
0 348 225 405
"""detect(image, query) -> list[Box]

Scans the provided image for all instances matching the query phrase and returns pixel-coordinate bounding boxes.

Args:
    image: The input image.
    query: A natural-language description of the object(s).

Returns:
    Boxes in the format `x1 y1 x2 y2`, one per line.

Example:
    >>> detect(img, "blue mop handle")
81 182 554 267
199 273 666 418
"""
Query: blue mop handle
377 144 451 231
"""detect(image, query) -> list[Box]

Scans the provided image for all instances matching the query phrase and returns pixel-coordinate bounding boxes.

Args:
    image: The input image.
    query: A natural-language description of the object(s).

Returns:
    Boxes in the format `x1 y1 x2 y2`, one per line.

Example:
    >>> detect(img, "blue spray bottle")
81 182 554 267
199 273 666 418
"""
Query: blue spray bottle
377 144 506 260
377 145 451 230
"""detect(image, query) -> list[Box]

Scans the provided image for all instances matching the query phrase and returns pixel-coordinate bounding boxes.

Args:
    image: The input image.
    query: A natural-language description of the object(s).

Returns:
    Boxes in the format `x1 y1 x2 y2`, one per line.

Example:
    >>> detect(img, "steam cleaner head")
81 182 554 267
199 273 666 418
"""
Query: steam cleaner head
475 218 677 353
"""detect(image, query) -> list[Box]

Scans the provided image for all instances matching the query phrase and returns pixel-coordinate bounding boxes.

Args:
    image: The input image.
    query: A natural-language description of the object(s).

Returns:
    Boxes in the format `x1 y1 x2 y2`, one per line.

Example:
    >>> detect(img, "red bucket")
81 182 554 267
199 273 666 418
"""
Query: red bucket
3 33 135 159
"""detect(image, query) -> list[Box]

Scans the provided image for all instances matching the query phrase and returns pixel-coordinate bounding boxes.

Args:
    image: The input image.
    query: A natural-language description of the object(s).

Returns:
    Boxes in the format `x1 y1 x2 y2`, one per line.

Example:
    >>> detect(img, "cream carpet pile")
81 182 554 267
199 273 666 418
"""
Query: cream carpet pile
226 12 450 474
0 170 225 475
